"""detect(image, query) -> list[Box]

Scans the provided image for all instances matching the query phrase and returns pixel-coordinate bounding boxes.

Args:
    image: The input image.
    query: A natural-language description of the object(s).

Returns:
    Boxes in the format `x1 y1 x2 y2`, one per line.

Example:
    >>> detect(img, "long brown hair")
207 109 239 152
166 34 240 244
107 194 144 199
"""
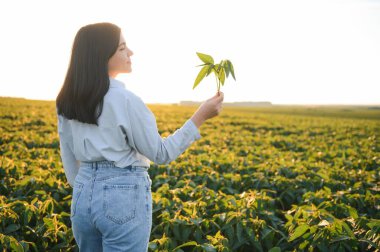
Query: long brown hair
56 22 121 125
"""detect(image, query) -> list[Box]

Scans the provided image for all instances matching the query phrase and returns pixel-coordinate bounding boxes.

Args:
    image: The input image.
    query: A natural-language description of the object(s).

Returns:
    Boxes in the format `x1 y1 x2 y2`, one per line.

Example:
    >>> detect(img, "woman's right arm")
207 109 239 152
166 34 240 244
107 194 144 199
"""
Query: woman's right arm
122 91 224 165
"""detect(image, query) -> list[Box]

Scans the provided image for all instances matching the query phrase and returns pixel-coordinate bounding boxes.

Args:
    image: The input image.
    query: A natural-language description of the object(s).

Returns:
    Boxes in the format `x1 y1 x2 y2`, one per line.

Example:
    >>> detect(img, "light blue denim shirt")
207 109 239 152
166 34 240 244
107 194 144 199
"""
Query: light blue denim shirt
57 78 201 186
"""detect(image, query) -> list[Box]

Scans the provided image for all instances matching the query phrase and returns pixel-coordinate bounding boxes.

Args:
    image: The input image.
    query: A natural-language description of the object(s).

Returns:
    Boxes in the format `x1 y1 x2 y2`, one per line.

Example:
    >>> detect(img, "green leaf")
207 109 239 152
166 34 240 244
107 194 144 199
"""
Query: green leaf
227 60 236 80
5 224 20 234
236 222 243 242
316 243 330 252
196 63 208 67
60 211 70 217
19 241 29 251
261 227 273 241
223 60 230 78
216 63 222 73
347 206 358 219
10 240 23 252
212 64 220 80
182 227 192 241
174 241 198 251
310 225 318 234
299 240 309 250
200 244 216 252
173 224 181 239
341 222 355 238
367 219 380 229
196 52 214 64
289 224 309 242
205 64 213 77
268 247 281 252
331 236 351 243
194 229 202 242
219 68 226 85
225 226 234 241
193 66 209 89
148 242 158 250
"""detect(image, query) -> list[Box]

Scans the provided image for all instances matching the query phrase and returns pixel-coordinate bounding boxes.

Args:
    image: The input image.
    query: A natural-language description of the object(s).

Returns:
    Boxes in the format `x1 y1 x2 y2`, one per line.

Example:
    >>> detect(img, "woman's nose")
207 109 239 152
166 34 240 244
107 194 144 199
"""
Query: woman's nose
128 49 134 57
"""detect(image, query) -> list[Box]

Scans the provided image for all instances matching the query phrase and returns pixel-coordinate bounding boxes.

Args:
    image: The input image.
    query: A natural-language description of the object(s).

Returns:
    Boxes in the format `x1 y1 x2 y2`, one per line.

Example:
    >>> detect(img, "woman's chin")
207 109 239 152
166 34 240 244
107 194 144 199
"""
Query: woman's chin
125 66 132 73
121 68 132 74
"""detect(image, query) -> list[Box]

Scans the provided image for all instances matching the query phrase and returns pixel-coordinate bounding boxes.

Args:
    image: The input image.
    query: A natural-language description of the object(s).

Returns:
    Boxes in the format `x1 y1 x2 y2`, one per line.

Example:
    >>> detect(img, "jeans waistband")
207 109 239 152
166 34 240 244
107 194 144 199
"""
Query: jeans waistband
80 160 149 172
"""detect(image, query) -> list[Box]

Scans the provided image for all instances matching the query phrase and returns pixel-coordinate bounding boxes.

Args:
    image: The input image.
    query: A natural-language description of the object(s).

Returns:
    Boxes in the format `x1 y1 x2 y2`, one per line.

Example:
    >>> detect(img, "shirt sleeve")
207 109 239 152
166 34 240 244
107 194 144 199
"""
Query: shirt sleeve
57 114 79 187
123 94 202 165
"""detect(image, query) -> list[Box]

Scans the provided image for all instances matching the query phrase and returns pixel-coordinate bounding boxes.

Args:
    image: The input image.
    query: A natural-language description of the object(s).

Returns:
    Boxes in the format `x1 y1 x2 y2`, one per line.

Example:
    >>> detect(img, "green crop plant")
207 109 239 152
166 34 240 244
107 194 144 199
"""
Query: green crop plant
193 52 236 93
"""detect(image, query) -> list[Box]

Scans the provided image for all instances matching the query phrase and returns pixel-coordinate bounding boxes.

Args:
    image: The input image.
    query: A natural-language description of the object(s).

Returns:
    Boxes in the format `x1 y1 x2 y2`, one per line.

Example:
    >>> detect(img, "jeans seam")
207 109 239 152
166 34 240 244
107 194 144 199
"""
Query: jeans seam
71 182 84 217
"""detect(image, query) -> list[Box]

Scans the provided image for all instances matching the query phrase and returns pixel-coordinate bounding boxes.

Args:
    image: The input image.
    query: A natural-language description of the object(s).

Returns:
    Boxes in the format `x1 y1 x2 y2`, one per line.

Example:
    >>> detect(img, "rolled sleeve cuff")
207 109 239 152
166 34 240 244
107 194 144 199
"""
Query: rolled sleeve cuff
184 119 202 140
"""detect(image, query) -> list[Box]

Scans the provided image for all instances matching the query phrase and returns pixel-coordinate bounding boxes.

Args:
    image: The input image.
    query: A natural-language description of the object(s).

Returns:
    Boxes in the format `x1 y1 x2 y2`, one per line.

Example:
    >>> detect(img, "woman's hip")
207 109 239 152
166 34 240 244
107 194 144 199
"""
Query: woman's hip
71 165 152 242
71 177 152 252
72 160 152 224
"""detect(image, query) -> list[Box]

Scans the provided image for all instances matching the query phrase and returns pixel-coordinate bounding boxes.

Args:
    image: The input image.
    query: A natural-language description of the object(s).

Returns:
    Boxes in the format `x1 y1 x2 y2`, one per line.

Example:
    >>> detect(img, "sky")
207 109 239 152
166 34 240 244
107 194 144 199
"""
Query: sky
0 0 379 105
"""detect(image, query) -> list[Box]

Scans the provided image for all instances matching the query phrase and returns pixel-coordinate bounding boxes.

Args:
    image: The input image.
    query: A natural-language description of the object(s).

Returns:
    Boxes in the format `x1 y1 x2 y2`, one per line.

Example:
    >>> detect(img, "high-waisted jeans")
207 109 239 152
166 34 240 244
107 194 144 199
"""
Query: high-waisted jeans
70 160 152 252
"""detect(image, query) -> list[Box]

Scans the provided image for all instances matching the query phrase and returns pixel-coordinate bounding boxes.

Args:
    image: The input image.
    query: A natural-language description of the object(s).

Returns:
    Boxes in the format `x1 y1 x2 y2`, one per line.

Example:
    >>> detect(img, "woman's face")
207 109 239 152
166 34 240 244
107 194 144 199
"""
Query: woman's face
108 33 134 78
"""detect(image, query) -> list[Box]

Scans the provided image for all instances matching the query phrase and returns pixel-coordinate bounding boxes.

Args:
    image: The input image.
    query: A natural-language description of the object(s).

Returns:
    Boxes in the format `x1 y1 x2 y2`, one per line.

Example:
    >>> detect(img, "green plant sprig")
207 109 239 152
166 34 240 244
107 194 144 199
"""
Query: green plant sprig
193 52 236 92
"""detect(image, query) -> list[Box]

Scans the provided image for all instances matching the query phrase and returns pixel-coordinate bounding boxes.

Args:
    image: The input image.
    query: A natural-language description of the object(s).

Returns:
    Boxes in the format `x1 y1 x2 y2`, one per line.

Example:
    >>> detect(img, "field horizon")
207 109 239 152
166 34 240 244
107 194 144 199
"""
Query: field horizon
1 96 379 107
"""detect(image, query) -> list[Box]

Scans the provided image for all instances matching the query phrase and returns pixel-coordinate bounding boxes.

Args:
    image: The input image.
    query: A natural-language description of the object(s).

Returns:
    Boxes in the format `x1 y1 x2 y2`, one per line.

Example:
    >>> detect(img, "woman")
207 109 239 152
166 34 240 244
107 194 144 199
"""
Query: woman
56 22 224 252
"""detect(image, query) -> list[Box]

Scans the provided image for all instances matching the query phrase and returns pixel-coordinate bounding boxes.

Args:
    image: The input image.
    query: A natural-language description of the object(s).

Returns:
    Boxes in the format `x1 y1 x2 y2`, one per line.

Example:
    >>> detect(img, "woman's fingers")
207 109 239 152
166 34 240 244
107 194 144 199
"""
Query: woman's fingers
207 92 224 102
216 92 224 102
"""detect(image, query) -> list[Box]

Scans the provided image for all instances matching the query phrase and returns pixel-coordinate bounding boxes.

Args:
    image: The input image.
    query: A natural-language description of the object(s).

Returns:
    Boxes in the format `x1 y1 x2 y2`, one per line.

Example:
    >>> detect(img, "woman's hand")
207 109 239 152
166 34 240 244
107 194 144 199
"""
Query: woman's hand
191 91 224 128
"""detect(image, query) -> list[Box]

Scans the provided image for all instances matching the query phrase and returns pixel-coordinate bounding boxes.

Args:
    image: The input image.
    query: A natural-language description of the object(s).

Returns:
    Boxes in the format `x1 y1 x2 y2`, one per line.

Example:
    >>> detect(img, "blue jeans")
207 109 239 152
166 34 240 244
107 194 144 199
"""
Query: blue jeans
70 161 152 252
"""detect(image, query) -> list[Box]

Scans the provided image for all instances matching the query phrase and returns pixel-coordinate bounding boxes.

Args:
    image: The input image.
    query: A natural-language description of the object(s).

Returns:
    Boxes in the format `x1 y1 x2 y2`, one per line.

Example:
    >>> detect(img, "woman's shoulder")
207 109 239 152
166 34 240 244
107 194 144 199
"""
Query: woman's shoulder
105 79 144 106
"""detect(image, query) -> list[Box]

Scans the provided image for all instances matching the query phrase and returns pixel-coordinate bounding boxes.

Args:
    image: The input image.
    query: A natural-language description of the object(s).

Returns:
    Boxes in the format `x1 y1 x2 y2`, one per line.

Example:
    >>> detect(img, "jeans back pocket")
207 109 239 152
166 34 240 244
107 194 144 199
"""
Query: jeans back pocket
103 184 138 224
71 181 84 217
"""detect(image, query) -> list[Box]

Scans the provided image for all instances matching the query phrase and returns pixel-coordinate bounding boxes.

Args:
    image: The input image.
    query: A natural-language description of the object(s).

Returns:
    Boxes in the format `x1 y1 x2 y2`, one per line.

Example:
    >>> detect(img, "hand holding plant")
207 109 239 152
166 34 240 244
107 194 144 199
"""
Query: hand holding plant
191 91 224 128
193 52 236 94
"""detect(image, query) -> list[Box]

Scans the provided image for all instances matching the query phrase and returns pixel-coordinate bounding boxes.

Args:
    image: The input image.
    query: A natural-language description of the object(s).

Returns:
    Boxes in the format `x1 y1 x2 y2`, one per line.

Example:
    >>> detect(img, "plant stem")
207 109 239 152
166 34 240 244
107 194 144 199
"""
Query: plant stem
214 73 220 92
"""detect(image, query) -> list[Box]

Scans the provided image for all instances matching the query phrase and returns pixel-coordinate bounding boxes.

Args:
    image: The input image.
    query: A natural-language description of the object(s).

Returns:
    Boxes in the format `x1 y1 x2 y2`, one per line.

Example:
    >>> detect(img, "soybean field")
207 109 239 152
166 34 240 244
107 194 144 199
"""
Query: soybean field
0 97 379 251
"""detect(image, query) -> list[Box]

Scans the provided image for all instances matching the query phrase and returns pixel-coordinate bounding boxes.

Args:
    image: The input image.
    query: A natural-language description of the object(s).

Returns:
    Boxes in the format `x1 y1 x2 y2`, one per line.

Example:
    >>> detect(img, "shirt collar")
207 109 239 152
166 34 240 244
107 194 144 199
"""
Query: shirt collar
109 77 125 89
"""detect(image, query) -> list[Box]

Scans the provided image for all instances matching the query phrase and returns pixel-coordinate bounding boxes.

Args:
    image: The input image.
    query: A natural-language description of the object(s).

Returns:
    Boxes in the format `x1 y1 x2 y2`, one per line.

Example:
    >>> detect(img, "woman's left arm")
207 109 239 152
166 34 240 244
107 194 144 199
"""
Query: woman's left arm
57 114 79 187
